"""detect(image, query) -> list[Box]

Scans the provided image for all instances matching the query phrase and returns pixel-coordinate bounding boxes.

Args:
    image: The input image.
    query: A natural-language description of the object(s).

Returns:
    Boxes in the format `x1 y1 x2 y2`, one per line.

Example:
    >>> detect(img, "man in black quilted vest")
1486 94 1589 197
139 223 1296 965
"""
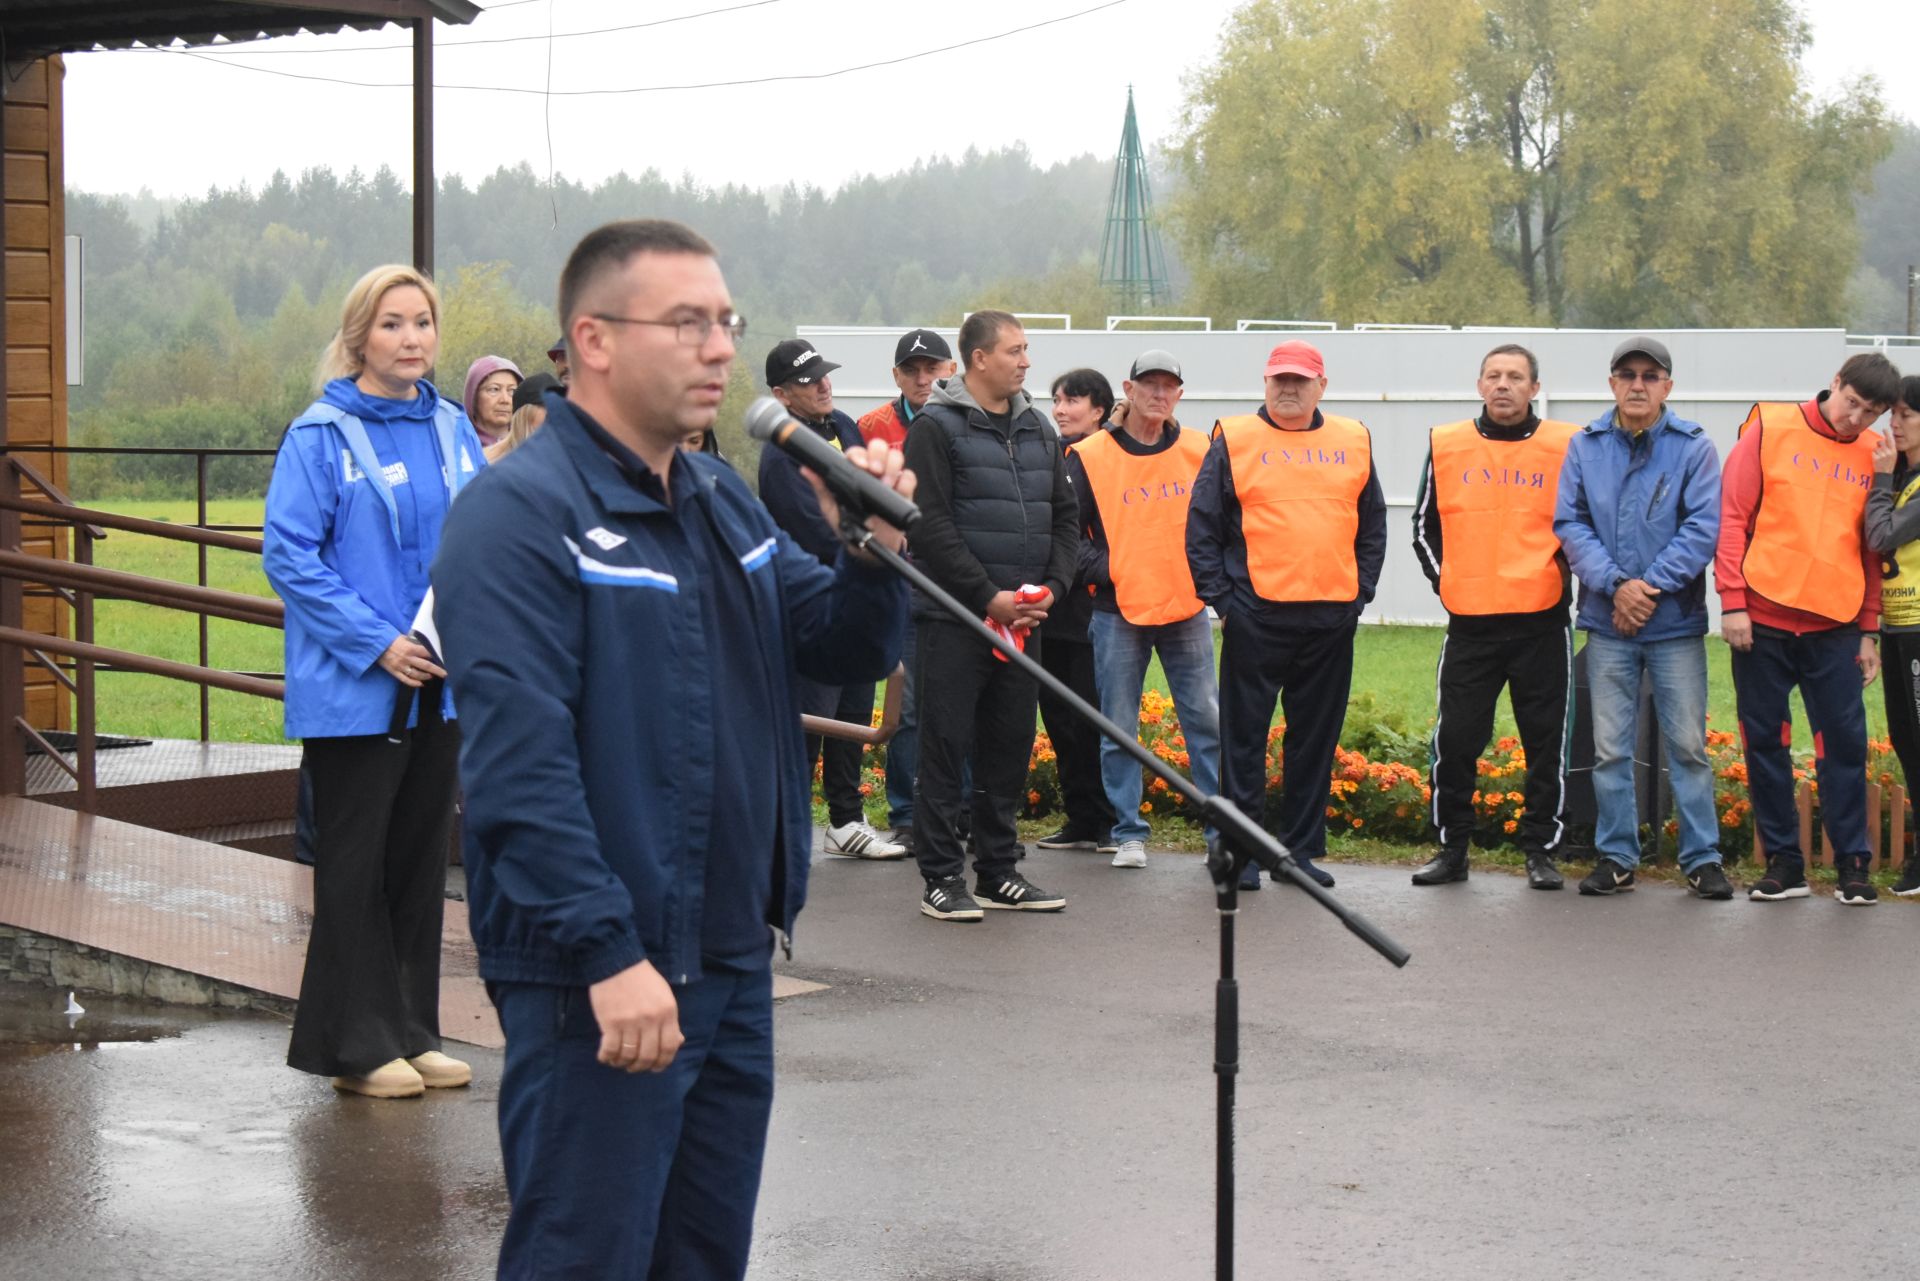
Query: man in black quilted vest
901 310 1082 921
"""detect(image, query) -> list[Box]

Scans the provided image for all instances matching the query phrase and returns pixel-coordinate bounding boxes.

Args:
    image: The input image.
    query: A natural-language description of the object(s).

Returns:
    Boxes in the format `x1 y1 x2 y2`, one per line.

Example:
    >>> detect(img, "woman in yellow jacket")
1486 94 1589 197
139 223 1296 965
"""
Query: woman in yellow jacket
1865 373 1920 896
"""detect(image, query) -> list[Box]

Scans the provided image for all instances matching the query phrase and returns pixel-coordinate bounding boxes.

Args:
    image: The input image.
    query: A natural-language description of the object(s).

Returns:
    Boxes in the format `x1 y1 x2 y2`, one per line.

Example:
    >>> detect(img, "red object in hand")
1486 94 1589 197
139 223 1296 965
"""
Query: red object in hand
989 584 1048 662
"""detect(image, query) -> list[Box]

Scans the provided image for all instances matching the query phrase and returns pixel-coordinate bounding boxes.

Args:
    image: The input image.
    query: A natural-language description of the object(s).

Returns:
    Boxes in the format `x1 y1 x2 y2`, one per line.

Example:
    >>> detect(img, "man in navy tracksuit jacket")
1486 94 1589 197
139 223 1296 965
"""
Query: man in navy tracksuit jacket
433 221 909 1280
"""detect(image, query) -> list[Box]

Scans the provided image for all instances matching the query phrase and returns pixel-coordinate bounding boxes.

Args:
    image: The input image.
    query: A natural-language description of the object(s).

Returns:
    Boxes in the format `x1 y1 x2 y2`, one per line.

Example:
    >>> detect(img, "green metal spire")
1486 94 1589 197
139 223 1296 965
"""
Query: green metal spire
1099 86 1170 309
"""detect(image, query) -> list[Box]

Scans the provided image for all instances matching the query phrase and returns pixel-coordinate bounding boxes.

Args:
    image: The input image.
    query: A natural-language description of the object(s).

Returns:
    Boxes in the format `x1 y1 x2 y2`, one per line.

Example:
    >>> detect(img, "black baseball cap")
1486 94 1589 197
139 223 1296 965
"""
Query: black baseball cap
894 328 953 367
1610 335 1672 374
546 335 568 360
1129 349 1183 383
766 339 841 388
513 372 563 411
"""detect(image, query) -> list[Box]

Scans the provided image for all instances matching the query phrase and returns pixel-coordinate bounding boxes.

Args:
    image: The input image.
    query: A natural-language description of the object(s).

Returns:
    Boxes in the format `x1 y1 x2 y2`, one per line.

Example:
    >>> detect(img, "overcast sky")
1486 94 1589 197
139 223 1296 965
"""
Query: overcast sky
61 0 1920 200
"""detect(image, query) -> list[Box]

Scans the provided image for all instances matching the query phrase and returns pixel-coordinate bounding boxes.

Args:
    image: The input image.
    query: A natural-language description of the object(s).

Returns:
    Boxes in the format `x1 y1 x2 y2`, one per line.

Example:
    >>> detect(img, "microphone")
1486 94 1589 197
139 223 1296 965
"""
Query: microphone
744 396 920 533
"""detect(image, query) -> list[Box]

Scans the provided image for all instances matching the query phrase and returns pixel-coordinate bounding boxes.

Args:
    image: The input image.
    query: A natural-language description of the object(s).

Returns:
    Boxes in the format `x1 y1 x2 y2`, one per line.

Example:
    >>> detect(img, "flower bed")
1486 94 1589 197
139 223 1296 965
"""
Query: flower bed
826 693 1910 864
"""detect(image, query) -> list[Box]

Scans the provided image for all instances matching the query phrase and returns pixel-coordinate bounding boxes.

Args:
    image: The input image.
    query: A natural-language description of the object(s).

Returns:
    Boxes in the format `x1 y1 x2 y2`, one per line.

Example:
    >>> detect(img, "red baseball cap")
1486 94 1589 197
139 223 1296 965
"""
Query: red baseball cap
1264 340 1325 379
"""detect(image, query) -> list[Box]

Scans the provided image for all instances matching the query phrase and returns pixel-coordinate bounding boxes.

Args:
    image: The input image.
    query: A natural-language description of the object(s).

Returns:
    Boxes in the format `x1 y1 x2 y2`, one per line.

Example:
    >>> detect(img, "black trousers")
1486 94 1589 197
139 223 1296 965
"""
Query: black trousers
1036 635 1117 835
801 678 877 828
913 616 1041 883
1886 631 1920 793
1218 612 1354 862
288 704 460 1078
1429 626 1572 856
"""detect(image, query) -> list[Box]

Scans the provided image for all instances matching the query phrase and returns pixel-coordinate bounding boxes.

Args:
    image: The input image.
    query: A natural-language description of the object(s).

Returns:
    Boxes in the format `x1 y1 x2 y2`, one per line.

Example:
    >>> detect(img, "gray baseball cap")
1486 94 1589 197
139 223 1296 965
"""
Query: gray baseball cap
1609 335 1672 374
1129 349 1184 383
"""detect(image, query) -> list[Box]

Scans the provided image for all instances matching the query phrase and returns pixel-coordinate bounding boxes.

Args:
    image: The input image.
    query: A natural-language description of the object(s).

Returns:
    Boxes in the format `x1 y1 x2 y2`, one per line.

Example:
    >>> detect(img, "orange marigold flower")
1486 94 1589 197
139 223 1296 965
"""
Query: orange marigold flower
1503 819 1518 833
1140 802 1154 814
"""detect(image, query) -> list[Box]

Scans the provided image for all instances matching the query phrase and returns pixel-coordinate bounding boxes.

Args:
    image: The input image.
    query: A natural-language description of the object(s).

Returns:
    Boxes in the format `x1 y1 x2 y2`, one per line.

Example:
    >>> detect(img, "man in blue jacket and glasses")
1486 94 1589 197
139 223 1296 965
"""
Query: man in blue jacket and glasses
1553 336 1731 900
434 220 911 1280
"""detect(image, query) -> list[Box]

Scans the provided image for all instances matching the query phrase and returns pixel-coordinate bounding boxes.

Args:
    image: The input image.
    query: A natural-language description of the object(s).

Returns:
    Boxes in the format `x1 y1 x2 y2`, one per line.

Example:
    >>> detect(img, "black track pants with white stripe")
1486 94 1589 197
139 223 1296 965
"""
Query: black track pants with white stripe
1427 624 1573 856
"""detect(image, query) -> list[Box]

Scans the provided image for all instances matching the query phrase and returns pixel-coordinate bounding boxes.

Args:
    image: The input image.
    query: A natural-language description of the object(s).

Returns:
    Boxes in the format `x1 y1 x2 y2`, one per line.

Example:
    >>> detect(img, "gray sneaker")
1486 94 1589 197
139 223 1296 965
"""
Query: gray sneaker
1111 840 1147 869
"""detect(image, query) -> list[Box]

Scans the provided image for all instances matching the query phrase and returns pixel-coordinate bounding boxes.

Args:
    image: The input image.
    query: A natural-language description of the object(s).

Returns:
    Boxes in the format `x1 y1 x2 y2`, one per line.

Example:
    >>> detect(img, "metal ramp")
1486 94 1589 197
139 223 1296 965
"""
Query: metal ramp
0 795 504 1048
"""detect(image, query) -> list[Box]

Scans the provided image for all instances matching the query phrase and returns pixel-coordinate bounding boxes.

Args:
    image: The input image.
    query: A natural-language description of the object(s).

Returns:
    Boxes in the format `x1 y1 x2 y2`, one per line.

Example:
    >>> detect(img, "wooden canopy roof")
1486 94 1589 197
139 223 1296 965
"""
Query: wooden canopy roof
2 1 480 58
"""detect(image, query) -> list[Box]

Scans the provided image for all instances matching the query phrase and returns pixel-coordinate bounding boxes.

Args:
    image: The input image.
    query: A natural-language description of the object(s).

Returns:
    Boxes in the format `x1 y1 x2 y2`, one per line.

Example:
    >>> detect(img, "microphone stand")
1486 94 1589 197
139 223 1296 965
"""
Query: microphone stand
832 511 1411 1281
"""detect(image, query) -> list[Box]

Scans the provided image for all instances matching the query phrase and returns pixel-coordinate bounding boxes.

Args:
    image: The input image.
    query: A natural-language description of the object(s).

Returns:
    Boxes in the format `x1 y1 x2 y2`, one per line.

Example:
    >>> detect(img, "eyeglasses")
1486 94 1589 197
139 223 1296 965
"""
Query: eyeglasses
591 312 748 346
1610 369 1669 384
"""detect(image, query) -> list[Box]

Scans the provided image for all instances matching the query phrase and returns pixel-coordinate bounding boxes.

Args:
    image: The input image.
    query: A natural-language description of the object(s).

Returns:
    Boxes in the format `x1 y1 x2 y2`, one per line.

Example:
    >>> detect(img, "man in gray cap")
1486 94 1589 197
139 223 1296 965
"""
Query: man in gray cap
1553 336 1731 899
1064 349 1221 868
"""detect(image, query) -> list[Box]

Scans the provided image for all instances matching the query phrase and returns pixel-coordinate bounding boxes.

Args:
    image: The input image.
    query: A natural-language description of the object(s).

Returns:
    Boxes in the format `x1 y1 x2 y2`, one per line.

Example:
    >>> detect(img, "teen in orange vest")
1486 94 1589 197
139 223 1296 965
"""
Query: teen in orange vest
1717 352 1902 904
1187 340 1386 890
856 328 957 849
1066 350 1220 870
1410 345 1578 891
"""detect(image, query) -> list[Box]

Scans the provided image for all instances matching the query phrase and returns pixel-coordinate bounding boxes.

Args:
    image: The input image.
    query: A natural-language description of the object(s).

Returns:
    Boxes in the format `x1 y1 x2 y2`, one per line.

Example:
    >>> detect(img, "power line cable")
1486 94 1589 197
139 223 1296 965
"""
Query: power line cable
149 0 1131 95
133 0 786 55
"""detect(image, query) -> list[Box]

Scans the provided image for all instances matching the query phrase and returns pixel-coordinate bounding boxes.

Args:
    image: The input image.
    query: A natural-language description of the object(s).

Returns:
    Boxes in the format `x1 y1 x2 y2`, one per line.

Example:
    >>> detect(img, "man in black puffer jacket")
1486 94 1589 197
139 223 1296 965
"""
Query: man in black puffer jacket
902 309 1081 921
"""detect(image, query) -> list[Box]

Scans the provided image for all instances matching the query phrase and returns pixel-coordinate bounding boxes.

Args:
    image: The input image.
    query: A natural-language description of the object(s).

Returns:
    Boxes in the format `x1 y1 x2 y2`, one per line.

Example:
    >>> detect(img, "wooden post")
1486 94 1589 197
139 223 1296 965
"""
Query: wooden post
1867 782 1881 870
412 17 434 278
1797 782 1816 866
1891 784 1907 871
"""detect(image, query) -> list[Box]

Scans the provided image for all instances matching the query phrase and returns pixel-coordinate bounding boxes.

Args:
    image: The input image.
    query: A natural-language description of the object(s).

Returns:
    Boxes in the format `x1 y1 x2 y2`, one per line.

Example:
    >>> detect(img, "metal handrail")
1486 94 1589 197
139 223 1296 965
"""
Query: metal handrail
0 494 263 552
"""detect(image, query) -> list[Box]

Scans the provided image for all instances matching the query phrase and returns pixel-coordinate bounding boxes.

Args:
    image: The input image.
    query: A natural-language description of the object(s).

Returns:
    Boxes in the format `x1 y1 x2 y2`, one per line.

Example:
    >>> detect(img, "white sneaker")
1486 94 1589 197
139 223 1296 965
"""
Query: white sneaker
1111 840 1147 869
825 820 908 860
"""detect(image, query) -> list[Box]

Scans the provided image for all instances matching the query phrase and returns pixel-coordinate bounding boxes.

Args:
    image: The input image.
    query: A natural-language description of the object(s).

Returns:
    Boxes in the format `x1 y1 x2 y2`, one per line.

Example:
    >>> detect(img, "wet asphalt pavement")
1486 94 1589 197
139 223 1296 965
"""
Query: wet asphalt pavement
3 848 1918 1280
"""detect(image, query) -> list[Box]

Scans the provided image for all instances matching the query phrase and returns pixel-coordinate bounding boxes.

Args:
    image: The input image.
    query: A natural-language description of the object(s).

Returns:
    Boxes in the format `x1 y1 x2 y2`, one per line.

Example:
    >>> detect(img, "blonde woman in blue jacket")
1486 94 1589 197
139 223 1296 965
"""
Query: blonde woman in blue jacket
263 264 485 1098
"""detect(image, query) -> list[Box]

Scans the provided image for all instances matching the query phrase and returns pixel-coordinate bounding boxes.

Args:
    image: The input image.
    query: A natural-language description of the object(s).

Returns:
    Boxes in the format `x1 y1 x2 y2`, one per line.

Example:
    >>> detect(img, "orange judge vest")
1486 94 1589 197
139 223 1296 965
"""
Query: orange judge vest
1216 413 1371 602
1072 426 1209 626
1427 418 1578 615
1739 402 1875 624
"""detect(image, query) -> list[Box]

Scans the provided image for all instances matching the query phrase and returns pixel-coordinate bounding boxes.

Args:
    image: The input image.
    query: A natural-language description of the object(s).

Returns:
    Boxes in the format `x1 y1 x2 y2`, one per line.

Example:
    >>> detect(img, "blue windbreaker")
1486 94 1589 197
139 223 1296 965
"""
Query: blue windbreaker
1552 407 1720 641
262 378 485 738
432 396 906 988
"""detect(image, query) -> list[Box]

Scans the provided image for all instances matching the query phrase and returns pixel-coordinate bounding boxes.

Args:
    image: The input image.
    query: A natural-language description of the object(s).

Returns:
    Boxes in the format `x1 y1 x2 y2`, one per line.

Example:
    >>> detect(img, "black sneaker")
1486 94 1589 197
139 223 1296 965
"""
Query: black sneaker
1748 857 1810 901
921 878 984 922
1524 852 1565 891
1836 860 1880 906
1237 860 1262 892
975 872 1066 911
1578 859 1636 896
1893 861 1920 897
1036 825 1103 851
1685 862 1735 900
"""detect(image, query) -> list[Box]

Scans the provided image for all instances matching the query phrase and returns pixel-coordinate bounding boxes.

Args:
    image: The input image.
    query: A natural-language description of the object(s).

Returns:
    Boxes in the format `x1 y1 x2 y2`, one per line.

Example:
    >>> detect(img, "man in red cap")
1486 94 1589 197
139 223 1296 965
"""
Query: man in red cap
1187 340 1386 889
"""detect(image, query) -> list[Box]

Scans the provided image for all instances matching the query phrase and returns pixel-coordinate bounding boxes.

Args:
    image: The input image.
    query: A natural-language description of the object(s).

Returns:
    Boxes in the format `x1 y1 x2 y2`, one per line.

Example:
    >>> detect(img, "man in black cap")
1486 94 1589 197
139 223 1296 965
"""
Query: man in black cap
546 335 570 386
859 327 957 848
759 338 907 861
858 328 955 453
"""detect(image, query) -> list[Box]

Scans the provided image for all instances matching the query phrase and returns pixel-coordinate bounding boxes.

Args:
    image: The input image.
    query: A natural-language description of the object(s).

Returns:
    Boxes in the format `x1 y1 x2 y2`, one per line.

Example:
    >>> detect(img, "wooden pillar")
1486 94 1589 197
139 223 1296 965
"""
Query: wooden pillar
412 17 434 277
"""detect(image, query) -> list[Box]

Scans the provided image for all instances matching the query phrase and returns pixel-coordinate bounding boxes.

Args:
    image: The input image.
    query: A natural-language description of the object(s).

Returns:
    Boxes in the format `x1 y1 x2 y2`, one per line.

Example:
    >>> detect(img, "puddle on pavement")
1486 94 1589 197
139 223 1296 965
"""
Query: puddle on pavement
0 985 234 1054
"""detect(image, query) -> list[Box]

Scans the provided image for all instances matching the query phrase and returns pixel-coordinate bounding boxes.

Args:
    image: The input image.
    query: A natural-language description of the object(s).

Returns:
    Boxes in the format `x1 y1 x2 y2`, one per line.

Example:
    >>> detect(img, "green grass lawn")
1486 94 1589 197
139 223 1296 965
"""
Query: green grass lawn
84 497 287 744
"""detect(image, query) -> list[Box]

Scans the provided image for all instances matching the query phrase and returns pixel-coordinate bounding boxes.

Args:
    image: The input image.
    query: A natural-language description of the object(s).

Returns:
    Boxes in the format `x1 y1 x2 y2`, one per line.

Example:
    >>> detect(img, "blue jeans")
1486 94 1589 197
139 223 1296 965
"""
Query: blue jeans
1585 632 1720 872
1088 609 1222 846
491 966 775 1280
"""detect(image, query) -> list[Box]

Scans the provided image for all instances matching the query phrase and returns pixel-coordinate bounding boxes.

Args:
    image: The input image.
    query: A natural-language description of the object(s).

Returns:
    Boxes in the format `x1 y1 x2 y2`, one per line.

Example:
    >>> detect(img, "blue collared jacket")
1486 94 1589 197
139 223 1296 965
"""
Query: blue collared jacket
1553 407 1721 641
431 396 906 989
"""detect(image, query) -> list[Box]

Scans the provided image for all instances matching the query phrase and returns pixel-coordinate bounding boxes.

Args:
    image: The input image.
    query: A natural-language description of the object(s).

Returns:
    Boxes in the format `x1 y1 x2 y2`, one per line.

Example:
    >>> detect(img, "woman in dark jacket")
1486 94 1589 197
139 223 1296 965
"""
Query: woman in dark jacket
263 264 485 1098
